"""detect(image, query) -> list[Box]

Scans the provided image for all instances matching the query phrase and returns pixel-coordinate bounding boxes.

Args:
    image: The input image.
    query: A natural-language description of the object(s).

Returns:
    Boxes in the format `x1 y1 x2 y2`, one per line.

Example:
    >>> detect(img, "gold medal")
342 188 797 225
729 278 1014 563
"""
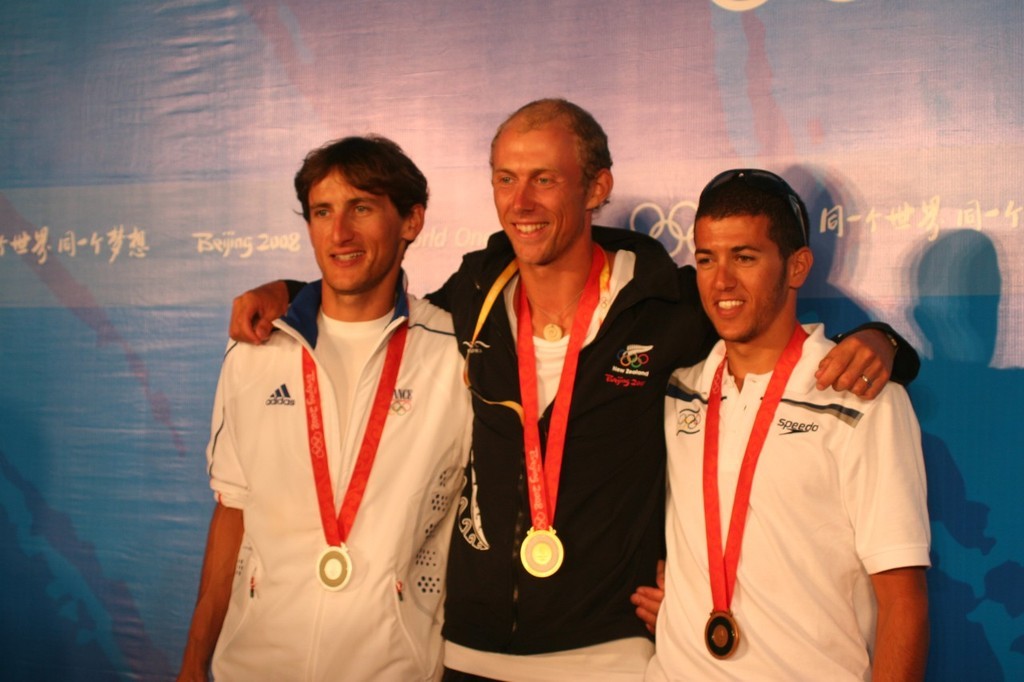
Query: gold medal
704 610 740 659
317 545 352 591
542 323 563 342
520 527 564 578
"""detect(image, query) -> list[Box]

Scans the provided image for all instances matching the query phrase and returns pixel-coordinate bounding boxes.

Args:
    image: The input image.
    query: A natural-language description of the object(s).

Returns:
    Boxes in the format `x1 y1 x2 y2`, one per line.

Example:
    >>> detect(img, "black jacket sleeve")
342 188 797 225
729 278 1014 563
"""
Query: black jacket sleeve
424 271 459 314
284 280 308 303
831 322 920 385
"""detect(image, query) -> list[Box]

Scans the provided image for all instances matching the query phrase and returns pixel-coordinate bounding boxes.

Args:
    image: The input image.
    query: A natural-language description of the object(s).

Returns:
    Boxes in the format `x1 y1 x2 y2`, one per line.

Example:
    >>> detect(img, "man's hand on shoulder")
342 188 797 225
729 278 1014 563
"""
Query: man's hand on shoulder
816 329 895 400
229 280 290 344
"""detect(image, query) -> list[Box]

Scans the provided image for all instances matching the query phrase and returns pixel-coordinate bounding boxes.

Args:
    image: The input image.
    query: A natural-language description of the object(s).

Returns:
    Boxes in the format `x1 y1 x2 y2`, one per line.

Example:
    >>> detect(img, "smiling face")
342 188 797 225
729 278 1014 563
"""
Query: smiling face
490 119 612 272
307 169 423 321
694 213 811 352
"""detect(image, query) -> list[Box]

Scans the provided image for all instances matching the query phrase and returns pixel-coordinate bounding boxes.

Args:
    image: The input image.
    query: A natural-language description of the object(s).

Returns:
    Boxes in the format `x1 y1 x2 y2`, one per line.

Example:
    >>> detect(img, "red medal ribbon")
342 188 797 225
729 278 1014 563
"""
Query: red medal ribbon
302 320 408 547
515 245 606 530
704 324 808 611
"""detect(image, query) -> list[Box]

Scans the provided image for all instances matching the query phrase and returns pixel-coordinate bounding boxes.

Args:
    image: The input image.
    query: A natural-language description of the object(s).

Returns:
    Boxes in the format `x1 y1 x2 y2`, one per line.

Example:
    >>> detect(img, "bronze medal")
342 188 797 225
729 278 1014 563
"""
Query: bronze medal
704 610 740 659
520 527 564 578
702 328 808 661
317 545 352 591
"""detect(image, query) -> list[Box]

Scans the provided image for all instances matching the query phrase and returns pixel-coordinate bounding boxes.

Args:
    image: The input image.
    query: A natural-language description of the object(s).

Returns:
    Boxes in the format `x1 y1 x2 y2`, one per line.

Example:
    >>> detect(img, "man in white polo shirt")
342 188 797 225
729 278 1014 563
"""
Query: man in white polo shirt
650 169 929 681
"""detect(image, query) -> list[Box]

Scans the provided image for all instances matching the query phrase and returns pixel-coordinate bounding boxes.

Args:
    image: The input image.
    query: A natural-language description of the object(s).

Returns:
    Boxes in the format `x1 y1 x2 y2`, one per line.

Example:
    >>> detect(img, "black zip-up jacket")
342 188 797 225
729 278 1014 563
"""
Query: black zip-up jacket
429 226 715 654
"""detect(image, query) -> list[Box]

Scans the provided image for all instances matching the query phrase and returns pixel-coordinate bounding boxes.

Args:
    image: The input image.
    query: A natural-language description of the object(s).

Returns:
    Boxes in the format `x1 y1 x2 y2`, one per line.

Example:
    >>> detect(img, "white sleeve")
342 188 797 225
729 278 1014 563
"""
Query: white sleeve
205 342 249 510
841 384 931 574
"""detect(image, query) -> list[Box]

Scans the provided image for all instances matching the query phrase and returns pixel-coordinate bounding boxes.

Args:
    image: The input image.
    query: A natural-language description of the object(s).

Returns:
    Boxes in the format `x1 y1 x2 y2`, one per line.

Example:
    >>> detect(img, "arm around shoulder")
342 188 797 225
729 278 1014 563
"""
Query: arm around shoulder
425 269 463 314
843 323 920 384
819 323 920 399
228 280 299 344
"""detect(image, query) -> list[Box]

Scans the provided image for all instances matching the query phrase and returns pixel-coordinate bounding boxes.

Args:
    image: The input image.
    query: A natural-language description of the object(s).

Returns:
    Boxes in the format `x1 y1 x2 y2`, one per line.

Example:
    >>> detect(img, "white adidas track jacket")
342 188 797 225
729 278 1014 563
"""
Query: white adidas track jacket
206 282 470 681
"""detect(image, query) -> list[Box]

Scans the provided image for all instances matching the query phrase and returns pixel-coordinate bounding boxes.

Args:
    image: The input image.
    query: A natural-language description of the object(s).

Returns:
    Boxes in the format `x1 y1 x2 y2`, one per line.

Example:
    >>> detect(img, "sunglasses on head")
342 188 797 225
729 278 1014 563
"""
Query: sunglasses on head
699 169 809 247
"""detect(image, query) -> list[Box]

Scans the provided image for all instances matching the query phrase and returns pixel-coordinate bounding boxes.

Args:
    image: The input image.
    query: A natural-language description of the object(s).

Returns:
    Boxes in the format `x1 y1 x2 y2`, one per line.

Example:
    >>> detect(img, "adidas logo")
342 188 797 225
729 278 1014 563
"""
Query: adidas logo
266 384 296 406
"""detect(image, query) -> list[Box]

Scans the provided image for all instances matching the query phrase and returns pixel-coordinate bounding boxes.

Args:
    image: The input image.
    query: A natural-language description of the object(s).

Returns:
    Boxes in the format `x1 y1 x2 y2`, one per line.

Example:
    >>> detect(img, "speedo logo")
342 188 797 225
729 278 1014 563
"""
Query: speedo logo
777 418 818 434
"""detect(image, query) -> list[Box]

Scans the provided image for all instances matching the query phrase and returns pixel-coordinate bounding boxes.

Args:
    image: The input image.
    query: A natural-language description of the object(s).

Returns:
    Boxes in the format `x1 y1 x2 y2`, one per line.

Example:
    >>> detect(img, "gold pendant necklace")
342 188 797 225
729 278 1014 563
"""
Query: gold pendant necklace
529 287 585 342
542 323 563 341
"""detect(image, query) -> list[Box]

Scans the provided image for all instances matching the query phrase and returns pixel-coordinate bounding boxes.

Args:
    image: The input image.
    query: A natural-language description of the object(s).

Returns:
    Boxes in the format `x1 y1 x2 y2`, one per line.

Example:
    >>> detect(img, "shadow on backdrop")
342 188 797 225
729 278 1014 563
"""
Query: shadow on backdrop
791 169 1015 679
909 228 1023 680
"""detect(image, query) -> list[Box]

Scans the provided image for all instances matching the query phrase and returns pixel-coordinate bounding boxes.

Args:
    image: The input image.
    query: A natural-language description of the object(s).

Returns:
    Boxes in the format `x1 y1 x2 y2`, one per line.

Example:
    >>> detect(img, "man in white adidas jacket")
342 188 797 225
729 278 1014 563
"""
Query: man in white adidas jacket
178 136 471 681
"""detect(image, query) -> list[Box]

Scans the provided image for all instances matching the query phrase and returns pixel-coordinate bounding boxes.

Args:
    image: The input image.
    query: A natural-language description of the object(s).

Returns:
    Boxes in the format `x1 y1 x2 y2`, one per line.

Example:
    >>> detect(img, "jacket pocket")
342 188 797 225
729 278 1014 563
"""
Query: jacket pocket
215 538 262 654
390 570 441 680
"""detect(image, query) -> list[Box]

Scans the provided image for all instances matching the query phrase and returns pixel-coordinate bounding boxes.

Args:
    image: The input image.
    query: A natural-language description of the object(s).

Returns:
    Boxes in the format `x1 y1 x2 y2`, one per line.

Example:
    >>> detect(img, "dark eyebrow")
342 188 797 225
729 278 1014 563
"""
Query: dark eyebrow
492 167 559 177
346 194 384 206
309 194 385 212
695 244 761 255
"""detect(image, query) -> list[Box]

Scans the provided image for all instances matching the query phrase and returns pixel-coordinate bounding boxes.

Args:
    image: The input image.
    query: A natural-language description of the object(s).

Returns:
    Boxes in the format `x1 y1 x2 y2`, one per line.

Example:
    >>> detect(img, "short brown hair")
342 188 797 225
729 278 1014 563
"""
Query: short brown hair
295 135 428 222
491 98 612 203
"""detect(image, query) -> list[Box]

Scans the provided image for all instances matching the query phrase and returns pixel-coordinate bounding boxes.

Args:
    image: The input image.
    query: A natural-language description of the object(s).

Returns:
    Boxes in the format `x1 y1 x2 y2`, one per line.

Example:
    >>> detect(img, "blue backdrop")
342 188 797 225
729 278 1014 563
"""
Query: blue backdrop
1 1 1021 679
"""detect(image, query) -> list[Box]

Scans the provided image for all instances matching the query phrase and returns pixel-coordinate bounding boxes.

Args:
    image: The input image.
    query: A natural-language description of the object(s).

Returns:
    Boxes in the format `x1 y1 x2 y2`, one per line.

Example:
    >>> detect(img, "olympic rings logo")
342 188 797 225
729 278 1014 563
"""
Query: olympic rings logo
391 399 411 415
629 201 696 259
676 408 702 435
618 344 654 369
712 0 854 11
